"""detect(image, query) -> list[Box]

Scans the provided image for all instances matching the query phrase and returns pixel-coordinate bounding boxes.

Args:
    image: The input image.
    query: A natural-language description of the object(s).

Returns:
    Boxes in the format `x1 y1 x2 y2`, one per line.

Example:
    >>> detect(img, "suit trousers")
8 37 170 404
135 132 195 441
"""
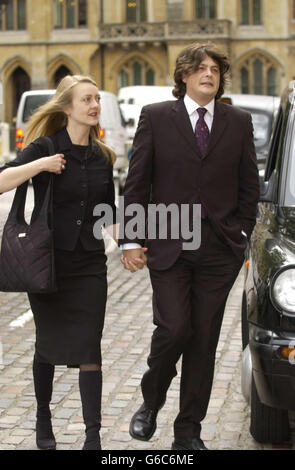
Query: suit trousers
141 219 244 439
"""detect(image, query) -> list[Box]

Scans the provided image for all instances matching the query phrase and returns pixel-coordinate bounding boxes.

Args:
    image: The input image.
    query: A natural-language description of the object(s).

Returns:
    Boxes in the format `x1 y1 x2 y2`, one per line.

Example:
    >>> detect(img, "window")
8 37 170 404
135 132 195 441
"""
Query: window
253 59 263 94
195 0 216 19
167 0 183 21
241 67 249 94
118 58 155 89
0 0 26 31
264 106 282 181
269 67 278 95
53 0 87 29
239 54 278 96
240 0 262 25
126 0 147 22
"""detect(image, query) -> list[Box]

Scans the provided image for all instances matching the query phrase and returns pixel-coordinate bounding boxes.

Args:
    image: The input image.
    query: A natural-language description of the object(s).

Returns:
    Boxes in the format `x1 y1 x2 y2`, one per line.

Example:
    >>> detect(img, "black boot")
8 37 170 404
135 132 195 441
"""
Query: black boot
33 356 56 450
79 370 102 450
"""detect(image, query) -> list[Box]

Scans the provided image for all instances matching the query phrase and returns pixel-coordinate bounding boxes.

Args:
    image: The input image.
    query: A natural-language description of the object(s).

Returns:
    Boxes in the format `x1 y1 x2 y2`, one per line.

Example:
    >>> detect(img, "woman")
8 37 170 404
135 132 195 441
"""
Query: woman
0 75 118 450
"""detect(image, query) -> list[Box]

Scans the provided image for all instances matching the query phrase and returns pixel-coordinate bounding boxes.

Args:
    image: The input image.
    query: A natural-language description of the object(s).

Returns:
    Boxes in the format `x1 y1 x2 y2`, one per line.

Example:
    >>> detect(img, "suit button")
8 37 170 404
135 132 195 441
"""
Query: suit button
80 201 84 206
77 220 82 225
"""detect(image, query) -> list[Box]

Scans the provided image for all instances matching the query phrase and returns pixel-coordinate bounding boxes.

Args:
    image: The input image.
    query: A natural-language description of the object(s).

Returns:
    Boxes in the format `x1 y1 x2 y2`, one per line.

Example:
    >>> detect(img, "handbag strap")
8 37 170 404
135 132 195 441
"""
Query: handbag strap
8 136 55 225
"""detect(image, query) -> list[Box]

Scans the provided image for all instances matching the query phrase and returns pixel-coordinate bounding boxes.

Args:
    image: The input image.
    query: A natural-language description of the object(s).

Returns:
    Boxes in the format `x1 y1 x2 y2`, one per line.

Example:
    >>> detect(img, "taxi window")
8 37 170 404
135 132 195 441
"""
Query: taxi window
285 113 295 203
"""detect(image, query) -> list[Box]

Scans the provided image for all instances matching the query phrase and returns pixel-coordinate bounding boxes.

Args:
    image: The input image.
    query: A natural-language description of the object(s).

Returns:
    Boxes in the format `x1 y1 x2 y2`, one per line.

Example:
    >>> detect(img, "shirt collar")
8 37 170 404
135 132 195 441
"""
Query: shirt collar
54 127 98 161
184 94 215 118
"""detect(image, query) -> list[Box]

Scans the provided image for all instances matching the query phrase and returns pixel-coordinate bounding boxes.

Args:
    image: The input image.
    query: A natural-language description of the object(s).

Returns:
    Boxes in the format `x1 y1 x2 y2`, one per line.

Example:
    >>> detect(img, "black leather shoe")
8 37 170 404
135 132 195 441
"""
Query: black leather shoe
171 437 208 450
129 403 162 441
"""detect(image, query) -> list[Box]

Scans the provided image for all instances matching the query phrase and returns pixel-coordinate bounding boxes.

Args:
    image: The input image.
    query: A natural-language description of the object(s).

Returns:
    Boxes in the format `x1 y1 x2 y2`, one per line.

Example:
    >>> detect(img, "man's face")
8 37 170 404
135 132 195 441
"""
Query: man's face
182 55 220 105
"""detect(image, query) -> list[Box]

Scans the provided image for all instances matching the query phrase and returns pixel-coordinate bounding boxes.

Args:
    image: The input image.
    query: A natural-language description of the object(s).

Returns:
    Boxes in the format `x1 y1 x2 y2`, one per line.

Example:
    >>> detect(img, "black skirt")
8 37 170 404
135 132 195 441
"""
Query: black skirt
28 248 107 367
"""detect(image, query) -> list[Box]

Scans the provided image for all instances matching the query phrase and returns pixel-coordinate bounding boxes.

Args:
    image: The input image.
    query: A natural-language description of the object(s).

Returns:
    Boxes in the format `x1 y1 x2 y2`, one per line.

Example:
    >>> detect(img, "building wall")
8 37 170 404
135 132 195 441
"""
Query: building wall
0 0 293 125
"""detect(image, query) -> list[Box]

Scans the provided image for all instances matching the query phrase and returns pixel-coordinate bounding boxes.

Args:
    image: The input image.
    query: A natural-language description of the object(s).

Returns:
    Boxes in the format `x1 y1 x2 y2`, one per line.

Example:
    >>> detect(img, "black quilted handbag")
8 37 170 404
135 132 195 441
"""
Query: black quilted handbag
0 136 57 293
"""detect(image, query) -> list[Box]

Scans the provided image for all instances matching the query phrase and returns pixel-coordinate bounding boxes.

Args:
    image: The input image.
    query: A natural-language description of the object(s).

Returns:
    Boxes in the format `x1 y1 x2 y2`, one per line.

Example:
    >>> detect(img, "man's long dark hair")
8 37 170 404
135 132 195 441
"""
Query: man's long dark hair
173 43 230 100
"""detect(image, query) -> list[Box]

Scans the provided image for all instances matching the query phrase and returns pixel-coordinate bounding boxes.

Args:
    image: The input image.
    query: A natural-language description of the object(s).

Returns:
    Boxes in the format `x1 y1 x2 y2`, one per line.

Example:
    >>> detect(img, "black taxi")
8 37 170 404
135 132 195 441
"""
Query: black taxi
241 81 295 444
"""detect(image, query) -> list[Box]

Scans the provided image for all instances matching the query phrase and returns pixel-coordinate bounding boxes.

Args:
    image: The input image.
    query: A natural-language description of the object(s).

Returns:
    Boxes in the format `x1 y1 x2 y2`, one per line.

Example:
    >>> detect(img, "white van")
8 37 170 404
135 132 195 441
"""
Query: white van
15 89 128 172
118 86 176 141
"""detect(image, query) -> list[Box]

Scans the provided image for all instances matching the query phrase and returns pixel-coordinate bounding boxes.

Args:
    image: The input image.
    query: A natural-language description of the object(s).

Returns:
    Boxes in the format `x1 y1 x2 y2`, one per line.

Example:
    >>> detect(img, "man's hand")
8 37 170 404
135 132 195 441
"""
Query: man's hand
121 248 148 272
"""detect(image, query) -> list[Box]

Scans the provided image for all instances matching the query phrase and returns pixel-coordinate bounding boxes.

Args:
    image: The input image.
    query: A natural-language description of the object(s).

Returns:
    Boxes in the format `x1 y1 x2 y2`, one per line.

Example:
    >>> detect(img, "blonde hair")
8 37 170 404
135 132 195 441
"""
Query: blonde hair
24 75 116 164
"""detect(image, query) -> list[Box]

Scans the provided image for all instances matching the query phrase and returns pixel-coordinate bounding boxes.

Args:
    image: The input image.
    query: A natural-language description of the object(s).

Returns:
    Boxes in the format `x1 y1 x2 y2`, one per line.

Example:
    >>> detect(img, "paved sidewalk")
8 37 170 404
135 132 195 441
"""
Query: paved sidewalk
0 245 294 451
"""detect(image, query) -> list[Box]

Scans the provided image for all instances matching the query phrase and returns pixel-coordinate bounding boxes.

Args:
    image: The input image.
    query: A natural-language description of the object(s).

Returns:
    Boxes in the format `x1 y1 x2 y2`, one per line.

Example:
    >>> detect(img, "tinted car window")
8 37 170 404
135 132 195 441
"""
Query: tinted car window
251 113 270 148
23 94 53 122
284 113 295 205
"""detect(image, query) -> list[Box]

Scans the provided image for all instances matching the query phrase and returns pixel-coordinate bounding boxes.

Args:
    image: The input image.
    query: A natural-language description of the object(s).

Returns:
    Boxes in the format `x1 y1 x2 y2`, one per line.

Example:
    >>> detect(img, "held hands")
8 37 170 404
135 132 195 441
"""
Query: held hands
41 154 66 174
121 248 148 273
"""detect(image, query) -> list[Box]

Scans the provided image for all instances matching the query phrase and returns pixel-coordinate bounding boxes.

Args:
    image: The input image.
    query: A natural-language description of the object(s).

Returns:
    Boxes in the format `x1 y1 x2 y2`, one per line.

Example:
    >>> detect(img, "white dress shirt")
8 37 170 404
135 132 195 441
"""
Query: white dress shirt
183 94 215 132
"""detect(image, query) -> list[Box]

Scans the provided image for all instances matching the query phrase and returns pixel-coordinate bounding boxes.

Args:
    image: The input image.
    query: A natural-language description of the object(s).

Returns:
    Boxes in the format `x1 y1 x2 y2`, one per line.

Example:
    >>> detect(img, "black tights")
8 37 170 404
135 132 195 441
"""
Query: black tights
33 356 100 409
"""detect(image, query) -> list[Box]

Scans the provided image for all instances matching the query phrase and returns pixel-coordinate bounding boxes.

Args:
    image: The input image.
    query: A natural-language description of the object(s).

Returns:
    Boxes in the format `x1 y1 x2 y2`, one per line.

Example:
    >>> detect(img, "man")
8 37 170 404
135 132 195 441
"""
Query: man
120 43 259 450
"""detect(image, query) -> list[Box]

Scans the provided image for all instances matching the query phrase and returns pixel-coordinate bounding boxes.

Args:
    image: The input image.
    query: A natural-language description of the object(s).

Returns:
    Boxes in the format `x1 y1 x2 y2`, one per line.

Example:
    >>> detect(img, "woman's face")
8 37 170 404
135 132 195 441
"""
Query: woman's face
66 82 101 128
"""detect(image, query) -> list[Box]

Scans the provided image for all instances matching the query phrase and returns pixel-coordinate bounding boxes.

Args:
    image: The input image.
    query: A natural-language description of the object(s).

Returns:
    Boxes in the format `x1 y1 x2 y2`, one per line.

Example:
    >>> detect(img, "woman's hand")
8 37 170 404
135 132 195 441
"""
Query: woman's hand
41 154 66 174
0 153 66 194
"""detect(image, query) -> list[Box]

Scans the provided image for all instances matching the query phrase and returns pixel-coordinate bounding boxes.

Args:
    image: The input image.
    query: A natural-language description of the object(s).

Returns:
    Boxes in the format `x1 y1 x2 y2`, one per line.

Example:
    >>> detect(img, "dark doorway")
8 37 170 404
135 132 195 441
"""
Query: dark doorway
54 65 71 87
12 66 31 119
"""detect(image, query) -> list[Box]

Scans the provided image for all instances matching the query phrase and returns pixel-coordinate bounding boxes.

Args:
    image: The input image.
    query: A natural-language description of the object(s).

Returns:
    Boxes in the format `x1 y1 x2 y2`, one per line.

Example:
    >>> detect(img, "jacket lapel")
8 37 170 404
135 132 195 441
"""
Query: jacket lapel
169 98 202 159
203 101 228 159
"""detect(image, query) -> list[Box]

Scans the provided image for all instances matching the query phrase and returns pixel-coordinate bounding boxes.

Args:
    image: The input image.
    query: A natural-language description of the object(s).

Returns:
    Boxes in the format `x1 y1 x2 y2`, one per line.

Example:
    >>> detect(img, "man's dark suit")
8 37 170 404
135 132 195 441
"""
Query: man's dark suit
123 97 259 439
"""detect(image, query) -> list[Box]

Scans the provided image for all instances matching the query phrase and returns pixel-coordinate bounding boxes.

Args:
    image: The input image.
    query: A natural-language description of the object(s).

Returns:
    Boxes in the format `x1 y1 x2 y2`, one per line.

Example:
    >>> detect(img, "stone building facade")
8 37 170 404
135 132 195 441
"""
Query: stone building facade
0 0 294 124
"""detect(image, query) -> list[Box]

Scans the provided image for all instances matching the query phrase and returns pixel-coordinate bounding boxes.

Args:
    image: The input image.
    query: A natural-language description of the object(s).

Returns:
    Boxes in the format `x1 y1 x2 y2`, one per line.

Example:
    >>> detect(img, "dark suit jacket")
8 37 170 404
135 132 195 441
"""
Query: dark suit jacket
0 128 117 251
122 98 260 270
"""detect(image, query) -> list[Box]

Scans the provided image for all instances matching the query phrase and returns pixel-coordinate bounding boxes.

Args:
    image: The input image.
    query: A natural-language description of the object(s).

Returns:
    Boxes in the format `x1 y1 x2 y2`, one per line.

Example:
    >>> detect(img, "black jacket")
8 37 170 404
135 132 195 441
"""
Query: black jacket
0 128 117 251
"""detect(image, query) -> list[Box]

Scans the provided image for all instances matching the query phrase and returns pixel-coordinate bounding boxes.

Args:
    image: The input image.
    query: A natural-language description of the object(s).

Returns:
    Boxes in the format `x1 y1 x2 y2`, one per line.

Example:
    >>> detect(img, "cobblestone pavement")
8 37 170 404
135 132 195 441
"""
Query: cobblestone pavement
0 189 294 451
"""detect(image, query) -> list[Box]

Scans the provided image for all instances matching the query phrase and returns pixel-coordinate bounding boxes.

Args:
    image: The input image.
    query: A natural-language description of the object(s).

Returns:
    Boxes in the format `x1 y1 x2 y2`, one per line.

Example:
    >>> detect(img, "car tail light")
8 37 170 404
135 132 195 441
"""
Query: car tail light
16 128 25 150
100 128 105 141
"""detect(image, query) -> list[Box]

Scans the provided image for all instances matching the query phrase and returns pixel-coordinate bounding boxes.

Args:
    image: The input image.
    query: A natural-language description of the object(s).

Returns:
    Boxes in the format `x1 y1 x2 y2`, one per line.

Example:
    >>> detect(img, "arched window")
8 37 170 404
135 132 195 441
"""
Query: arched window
126 0 147 22
53 0 87 29
195 0 216 19
239 53 278 96
240 0 262 25
118 58 155 89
